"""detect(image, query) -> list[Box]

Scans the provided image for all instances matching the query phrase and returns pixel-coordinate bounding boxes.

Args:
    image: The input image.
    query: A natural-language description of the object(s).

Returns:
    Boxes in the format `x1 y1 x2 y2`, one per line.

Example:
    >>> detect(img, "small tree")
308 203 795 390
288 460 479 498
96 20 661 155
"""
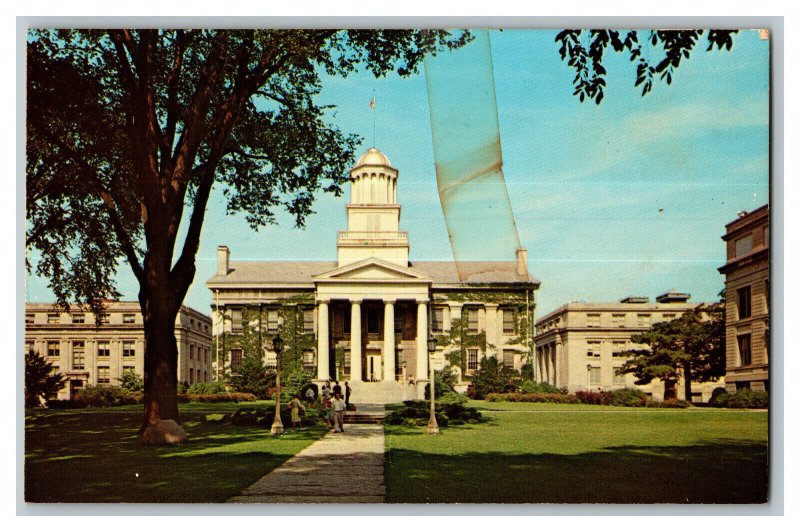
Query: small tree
118 368 144 393
25 350 67 407
469 356 522 399
621 303 725 402
425 365 458 399
229 354 275 398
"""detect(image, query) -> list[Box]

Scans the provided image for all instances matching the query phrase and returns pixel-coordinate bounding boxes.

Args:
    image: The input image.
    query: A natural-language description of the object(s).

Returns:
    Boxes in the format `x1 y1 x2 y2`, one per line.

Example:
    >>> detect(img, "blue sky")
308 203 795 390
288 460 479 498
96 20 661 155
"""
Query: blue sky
25 29 770 317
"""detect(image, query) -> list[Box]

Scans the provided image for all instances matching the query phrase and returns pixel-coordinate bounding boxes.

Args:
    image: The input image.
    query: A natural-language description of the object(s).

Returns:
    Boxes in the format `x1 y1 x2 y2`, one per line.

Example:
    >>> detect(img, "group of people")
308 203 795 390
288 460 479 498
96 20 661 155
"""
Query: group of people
289 380 352 433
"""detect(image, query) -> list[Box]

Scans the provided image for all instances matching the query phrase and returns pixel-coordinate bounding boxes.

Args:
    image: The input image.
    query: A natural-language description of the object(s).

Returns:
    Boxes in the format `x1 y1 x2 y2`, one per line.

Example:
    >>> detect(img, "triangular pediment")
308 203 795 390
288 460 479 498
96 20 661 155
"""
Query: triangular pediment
313 258 431 282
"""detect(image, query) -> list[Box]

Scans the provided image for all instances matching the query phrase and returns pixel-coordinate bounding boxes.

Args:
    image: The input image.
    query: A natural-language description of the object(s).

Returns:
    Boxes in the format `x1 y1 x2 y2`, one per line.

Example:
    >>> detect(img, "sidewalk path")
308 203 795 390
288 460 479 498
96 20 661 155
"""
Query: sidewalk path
228 423 386 504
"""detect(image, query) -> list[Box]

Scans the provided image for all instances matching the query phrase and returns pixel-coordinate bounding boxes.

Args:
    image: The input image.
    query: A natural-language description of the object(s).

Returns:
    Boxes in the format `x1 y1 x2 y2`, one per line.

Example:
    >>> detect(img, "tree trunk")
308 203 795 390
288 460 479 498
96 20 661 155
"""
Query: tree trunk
683 364 693 404
140 289 181 432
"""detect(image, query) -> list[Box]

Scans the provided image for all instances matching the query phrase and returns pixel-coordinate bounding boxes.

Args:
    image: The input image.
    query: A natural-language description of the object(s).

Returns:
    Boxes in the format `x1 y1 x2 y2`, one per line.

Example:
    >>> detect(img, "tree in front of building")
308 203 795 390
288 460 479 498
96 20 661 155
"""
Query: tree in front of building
118 368 144 393
26 29 470 437
469 356 522 400
620 303 725 402
25 350 67 408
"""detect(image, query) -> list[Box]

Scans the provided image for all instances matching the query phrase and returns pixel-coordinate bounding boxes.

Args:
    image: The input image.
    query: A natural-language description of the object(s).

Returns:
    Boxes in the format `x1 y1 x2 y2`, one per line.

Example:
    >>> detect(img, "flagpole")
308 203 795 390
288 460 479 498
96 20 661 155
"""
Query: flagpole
371 90 376 147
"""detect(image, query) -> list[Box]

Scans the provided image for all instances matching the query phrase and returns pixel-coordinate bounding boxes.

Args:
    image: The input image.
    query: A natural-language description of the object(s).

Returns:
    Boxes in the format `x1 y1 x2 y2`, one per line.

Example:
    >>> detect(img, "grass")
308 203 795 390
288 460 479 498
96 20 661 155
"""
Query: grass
25 402 324 503
384 402 769 503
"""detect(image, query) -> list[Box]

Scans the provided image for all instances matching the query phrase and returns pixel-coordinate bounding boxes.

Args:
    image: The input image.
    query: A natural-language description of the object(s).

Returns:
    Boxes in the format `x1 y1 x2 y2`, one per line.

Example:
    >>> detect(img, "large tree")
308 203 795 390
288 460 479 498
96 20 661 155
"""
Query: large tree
620 303 725 402
26 29 469 437
25 349 67 408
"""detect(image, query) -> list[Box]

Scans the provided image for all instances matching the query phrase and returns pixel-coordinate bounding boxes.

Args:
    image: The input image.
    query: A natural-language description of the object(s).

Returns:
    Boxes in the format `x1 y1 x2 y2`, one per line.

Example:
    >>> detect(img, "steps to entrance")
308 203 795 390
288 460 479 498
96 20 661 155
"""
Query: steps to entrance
344 403 385 424
347 380 414 405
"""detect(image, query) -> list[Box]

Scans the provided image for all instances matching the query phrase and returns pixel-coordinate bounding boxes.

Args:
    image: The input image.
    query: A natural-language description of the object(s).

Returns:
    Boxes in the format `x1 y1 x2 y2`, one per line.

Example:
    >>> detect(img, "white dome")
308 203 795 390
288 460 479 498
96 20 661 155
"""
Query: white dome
355 147 392 167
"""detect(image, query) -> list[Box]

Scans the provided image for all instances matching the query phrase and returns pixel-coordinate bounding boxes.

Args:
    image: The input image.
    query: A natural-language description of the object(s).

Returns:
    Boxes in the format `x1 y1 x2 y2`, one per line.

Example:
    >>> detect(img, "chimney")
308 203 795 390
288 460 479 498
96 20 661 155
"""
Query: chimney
217 246 230 276
516 248 528 277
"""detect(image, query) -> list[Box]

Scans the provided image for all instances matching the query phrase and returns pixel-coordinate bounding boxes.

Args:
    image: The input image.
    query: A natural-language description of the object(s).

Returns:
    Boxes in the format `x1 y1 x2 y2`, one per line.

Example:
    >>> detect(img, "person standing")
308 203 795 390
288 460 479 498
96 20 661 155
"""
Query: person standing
288 394 305 431
345 381 352 409
332 380 342 396
304 386 316 408
331 392 347 433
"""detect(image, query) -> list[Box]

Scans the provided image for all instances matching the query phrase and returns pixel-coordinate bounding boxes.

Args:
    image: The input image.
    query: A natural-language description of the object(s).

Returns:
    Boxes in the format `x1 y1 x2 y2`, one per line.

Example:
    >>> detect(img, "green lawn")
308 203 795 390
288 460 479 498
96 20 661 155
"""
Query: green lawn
384 402 769 503
25 403 325 503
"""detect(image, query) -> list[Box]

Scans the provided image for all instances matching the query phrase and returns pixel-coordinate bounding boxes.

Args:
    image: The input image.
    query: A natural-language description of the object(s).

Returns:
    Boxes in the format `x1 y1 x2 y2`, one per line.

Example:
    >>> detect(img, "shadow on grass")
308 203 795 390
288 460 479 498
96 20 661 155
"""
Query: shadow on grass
25 411 325 503
385 434 769 504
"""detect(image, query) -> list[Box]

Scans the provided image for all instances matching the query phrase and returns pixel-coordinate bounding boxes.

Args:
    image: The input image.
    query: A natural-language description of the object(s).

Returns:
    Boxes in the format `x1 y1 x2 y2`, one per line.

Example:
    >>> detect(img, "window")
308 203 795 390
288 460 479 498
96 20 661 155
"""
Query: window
303 350 315 367
72 341 85 370
122 341 135 357
431 307 444 333
25 314 34 324
502 309 515 334
266 310 279 333
662 313 676 322
189 368 194 384
47 313 60 324
97 366 110 385
265 349 277 369
97 341 110 358
122 365 135 374
738 334 752 366
735 234 753 256
737 286 752 319
303 309 315 333
637 314 651 327
587 313 600 328
588 366 601 386
367 308 380 334
467 349 479 371
123 313 136 324
611 313 625 327
189 344 194 360
502 349 515 367
230 349 243 373
587 341 601 358
47 341 60 358
190 318 195 328
611 341 627 357
231 308 243 331
467 308 479 333
99 313 110 324
394 312 403 335
613 368 626 386
25 341 33 355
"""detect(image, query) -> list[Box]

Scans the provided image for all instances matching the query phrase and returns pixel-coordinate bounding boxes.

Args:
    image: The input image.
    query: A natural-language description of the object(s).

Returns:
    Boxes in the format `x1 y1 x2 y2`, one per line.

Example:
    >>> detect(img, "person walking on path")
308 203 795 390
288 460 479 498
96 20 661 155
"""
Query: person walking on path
332 392 347 433
289 394 305 431
345 381 352 409
322 396 333 430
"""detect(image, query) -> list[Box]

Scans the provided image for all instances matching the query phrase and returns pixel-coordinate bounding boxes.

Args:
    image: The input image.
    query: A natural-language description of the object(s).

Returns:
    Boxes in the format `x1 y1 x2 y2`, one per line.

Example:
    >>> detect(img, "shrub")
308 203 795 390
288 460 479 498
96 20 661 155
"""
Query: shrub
187 381 227 395
609 387 648 407
709 389 768 409
179 392 257 403
117 369 144 393
437 392 467 406
425 366 458 399
646 398 691 408
281 369 314 402
385 399 482 427
225 404 323 427
519 380 568 395
485 392 579 404
469 357 522 399
575 390 613 405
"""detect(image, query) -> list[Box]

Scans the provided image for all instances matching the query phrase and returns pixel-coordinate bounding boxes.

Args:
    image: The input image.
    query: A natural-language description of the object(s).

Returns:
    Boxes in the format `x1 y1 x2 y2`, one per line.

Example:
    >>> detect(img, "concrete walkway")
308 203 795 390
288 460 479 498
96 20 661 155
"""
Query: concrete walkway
228 423 386 504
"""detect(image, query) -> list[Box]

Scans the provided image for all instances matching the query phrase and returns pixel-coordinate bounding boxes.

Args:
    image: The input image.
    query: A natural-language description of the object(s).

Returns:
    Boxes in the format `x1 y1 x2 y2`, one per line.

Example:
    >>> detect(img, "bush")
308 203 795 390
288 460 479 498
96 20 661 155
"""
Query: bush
281 369 314 402
485 392 579 404
178 392 257 403
575 390 613 405
225 404 324 427
469 357 522 399
609 387 648 407
519 380 568 395
187 381 227 395
117 369 144 393
385 399 482 427
425 366 458 400
709 389 768 409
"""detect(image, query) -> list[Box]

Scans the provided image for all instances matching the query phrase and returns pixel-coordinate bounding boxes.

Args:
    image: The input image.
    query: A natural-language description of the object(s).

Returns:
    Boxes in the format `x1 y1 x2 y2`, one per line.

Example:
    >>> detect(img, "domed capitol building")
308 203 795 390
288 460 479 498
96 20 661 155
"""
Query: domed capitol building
207 147 539 403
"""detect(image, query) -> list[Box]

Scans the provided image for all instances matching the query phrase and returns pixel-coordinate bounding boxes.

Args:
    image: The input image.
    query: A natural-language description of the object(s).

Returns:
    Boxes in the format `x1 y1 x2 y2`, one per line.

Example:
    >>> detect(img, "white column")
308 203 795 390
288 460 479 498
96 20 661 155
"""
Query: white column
317 300 329 381
383 299 396 381
416 300 428 381
350 300 362 381
554 341 562 388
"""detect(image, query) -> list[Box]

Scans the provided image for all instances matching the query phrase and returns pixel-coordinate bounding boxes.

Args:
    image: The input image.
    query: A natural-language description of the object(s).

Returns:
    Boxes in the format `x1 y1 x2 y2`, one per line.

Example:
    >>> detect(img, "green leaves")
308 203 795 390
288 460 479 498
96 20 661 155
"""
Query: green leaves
555 29 738 104
25 349 67 408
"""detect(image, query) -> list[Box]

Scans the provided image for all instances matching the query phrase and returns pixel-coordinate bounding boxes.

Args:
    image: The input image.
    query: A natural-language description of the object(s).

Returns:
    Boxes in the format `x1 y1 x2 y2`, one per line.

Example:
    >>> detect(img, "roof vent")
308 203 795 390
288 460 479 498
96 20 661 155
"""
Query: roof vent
620 296 649 304
656 290 690 303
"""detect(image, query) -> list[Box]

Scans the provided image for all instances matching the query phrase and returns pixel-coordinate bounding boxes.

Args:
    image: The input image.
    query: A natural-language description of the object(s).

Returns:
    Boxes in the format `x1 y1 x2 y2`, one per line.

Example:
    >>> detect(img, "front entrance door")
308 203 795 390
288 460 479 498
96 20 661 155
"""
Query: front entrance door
367 353 382 382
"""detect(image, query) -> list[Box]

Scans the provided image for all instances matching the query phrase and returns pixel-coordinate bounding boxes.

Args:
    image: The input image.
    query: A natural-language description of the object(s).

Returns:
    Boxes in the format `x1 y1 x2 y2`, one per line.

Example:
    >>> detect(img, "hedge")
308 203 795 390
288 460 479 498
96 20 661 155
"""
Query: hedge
485 392 580 404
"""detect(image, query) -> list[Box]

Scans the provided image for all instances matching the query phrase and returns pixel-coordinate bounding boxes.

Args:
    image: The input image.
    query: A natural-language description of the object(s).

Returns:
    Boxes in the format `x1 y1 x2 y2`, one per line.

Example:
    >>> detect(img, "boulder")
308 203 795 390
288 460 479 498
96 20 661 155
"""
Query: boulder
141 419 188 445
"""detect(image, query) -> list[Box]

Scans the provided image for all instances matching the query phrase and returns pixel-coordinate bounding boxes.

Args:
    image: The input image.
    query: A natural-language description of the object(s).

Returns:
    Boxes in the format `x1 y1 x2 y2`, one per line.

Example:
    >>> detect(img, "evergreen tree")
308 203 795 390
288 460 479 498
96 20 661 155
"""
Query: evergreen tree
25 350 67 407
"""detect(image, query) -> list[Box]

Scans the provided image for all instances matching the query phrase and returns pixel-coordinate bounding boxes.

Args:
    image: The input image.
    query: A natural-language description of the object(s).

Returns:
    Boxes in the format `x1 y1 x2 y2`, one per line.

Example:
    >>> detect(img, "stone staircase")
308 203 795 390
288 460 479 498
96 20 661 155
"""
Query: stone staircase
344 404 386 425
347 380 414 405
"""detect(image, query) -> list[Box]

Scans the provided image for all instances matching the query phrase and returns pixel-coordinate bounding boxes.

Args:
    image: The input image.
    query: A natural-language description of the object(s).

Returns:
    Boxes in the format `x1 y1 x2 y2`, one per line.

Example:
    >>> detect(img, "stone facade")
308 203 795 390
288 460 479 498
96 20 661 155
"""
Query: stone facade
718 205 769 393
534 291 724 402
24 301 213 399
206 147 539 403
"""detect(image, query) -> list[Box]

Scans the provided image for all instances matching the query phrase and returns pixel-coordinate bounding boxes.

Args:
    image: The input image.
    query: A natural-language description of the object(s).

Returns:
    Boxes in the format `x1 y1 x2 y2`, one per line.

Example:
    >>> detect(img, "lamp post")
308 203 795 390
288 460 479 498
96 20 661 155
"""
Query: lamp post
270 333 285 436
427 334 439 435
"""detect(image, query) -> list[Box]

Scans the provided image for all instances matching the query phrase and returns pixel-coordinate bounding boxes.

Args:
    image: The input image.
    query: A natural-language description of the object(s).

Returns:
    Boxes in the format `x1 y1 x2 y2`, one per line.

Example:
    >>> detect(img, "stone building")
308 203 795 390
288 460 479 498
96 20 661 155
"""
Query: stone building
206 147 539 403
718 204 769 393
534 291 724 402
24 301 213 399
